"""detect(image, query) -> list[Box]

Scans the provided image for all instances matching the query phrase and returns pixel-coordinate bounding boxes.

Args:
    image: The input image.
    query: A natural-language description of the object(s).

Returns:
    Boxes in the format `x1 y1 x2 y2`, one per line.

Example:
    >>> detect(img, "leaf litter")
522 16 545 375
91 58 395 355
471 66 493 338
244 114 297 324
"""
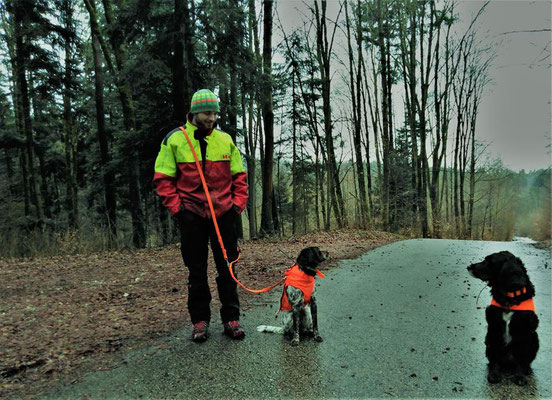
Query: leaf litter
0 229 399 398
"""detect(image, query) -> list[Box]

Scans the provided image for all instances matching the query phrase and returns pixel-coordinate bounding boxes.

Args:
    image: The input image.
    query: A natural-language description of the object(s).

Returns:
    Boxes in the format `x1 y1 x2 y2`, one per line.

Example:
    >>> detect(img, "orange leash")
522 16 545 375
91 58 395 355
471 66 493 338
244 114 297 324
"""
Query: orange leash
178 126 284 294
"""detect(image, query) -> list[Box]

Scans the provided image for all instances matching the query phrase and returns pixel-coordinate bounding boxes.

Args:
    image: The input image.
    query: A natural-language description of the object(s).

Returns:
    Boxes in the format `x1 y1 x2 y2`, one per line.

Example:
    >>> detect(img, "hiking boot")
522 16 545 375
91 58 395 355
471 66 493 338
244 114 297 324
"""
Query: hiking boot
223 320 245 339
192 321 209 342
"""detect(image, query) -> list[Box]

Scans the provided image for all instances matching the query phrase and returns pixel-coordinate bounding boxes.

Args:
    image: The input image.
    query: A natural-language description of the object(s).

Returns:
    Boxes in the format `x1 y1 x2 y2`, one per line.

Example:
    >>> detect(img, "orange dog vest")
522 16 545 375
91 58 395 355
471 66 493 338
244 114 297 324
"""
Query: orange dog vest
490 287 536 312
279 264 324 311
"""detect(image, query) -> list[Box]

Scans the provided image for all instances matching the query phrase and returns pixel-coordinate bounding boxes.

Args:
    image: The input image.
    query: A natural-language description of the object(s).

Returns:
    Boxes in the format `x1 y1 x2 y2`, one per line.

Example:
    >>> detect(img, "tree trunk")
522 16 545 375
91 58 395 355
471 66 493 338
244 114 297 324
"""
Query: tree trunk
417 1 435 238
398 2 419 231
360 78 373 219
316 148 323 231
314 0 346 229
6 22 32 217
172 0 186 123
242 85 257 239
36 148 53 220
100 0 146 248
377 0 391 229
467 111 476 238
363 52 380 220
291 70 297 235
345 0 368 228
430 2 453 239
62 0 78 228
259 0 275 236
3 149 16 201
19 149 31 216
12 2 43 224
245 0 259 239
228 66 244 239
87 0 117 245
367 49 383 195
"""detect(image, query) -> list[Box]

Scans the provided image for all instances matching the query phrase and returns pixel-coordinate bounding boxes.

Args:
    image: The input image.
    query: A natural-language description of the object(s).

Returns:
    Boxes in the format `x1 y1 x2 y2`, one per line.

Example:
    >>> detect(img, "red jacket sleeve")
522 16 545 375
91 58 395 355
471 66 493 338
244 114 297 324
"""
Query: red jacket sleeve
153 139 181 215
231 171 248 213
153 172 181 215
229 138 248 214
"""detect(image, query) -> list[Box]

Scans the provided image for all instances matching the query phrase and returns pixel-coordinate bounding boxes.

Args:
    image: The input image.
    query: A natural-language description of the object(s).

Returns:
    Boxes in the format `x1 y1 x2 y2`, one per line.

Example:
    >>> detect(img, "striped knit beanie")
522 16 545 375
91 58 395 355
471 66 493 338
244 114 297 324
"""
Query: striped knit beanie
190 89 220 113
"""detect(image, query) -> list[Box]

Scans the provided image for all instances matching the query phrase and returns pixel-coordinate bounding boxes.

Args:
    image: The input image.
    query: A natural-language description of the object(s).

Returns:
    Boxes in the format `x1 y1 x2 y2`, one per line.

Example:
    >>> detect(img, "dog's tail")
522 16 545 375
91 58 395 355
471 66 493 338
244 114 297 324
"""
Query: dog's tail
257 325 284 334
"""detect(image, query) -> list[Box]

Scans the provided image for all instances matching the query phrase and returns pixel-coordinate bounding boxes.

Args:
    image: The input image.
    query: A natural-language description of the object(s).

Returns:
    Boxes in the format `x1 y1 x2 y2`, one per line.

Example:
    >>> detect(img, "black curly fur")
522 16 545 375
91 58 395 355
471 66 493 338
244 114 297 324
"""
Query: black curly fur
468 251 539 386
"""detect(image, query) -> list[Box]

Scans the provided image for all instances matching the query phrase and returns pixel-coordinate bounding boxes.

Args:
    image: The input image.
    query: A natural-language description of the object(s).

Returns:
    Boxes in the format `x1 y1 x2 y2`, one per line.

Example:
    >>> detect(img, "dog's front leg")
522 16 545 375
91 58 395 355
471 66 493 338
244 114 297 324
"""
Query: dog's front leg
311 296 323 342
485 338 503 383
291 305 301 346
485 307 505 383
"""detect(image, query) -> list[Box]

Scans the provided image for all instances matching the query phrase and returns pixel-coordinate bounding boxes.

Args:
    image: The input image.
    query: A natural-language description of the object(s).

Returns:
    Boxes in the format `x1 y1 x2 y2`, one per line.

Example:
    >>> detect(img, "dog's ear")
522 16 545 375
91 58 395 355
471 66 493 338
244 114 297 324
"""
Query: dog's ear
297 246 326 267
468 251 512 281
485 251 523 274
297 247 314 267
515 256 529 275
309 246 326 263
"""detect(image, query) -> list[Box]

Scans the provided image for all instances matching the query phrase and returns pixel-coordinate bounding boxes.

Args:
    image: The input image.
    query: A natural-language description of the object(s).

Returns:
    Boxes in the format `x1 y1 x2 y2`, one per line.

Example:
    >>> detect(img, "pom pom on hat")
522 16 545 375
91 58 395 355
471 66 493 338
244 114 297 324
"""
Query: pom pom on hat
190 89 220 113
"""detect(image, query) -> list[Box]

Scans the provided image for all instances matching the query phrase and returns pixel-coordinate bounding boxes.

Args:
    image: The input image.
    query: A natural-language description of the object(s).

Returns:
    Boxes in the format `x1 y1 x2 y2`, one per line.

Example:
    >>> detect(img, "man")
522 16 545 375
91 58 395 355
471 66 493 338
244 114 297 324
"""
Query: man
153 89 248 342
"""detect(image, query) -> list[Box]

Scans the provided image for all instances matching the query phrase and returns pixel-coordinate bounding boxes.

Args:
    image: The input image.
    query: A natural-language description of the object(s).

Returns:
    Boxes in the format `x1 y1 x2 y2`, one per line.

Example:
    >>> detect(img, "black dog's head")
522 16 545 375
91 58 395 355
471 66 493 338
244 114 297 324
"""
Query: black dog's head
296 247 328 276
468 251 535 305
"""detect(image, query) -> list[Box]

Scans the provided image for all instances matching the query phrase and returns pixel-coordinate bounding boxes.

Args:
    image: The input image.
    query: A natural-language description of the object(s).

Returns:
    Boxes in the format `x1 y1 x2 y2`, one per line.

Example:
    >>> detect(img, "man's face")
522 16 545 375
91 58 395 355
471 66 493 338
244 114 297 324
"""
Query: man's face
192 111 218 130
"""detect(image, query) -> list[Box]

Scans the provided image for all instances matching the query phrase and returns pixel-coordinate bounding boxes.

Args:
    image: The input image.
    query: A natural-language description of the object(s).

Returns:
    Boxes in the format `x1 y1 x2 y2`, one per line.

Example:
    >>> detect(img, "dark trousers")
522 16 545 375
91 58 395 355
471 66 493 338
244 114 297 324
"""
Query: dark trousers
179 209 240 324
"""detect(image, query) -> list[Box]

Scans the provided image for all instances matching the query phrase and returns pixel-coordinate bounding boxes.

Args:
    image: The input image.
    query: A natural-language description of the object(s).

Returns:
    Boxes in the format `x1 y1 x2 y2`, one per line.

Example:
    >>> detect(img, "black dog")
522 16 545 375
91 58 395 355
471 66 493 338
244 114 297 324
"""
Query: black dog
257 246 328 346
468 251 539 386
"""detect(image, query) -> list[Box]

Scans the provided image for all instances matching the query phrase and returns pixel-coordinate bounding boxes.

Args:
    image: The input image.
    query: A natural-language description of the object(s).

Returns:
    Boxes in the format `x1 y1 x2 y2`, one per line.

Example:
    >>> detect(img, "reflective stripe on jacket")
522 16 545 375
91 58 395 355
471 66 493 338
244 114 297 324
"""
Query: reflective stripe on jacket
153 117 248 218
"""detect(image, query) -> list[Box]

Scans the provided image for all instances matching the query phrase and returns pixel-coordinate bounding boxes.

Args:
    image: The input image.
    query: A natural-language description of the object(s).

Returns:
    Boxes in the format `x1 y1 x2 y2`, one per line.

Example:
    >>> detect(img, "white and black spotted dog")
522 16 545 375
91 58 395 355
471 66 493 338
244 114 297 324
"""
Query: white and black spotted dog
468 251 539 386
257 247 328 346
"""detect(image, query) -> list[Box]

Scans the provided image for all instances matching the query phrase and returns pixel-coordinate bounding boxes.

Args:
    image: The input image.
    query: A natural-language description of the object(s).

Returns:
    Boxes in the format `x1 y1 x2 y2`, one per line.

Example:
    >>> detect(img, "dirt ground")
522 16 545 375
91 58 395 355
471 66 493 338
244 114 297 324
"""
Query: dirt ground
0 229 400 399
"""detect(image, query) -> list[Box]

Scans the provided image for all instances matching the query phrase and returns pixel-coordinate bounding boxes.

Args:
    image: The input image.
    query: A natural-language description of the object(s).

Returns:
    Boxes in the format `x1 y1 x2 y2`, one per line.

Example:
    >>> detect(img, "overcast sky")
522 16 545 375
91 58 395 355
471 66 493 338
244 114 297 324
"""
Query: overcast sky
276 0 551 172
455 0 551 171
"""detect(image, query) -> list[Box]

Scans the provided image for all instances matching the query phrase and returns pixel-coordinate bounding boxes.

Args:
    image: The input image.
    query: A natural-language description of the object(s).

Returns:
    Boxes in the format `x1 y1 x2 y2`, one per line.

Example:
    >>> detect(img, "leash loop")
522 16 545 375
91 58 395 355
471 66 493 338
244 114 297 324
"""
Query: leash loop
178 126 284 294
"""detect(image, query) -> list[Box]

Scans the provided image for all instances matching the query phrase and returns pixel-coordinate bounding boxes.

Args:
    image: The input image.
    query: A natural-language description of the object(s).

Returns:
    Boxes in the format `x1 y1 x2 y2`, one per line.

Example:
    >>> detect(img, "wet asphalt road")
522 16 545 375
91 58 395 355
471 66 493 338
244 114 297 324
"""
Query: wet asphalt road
44 239 551 399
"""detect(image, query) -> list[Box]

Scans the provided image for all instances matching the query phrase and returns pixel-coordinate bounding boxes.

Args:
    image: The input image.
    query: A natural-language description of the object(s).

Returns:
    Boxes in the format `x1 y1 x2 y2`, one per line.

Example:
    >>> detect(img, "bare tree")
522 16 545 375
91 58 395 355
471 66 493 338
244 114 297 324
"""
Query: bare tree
260 0 276 236
345 0 368 228
314 0 347 229
374 0 394 229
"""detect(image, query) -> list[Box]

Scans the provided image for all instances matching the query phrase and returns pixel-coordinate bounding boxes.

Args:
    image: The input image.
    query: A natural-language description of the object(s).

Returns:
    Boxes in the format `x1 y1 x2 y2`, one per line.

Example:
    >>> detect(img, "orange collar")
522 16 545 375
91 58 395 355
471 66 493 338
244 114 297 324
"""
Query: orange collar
490 297 536 312
506 287 527 298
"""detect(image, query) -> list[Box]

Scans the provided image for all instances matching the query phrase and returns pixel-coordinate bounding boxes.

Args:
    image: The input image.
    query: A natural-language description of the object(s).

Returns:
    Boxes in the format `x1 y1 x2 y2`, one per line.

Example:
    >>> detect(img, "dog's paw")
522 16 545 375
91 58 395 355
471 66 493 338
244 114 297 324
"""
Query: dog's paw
291 338 300 346
513 374 528 386
314 334 323 342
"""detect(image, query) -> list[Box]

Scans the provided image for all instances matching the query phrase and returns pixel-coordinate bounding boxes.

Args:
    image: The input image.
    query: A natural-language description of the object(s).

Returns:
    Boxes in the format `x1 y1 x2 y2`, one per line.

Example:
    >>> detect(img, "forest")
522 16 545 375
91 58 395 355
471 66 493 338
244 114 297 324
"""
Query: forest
0 0 550 258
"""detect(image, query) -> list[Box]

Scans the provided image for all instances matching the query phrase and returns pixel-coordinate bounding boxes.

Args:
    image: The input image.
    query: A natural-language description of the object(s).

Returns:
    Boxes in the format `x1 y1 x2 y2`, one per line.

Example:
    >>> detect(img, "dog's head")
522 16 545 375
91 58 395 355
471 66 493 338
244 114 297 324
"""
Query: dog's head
467 251 535 305
296 247 328 276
